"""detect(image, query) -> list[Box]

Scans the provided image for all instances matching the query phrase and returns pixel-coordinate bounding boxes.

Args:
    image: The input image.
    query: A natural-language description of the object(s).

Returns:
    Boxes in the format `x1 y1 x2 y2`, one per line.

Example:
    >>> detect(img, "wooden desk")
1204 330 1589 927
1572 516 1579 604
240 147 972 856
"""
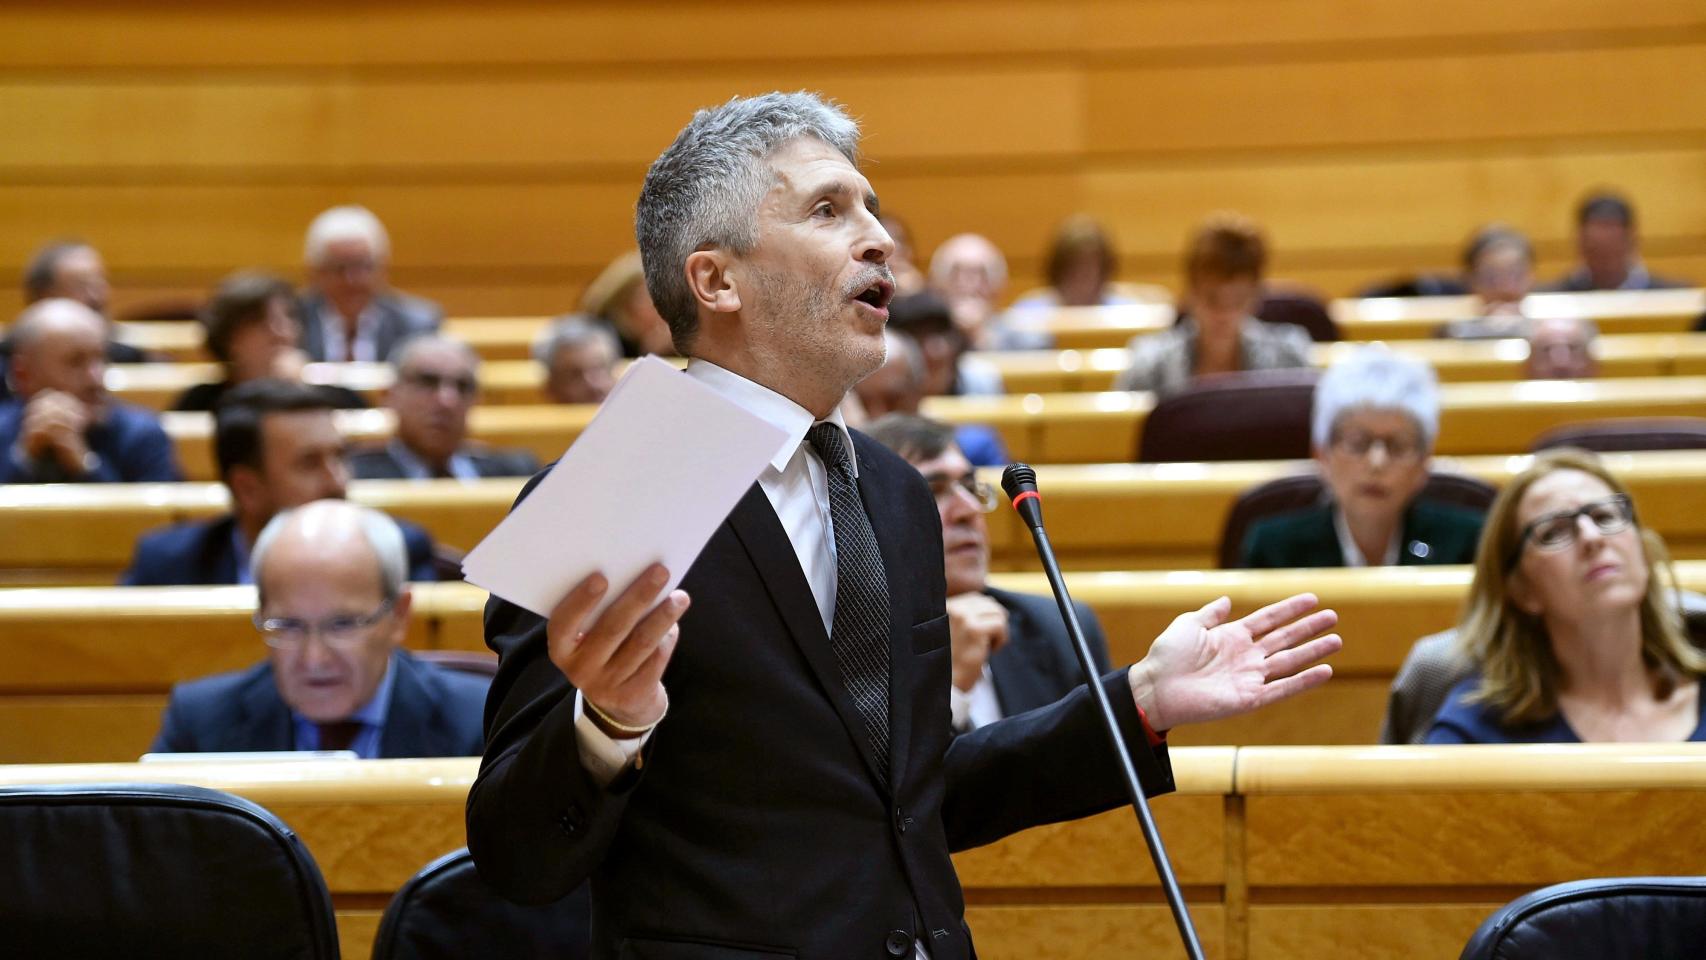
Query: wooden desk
4 746 1701 960
113 316 556 364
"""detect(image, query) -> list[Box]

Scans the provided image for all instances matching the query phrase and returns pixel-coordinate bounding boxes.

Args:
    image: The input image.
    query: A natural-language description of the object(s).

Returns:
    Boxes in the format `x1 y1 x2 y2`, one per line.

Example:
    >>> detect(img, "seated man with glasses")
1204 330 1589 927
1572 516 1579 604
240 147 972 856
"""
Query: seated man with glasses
348 334 539 481
150 500 488 757
1240 345 1484 568
867 413 1111 733
1425 448 1706 743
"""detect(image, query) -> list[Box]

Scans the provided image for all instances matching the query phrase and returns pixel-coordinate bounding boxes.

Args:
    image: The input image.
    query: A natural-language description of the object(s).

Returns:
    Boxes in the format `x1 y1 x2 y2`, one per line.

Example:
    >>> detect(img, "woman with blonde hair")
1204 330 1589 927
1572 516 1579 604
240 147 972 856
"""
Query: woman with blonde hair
1427 448 1706 742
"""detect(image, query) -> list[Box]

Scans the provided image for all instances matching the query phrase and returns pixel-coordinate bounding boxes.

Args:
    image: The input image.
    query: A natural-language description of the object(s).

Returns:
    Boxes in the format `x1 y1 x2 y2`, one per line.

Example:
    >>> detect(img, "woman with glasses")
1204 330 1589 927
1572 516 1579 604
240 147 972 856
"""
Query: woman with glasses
1426 449 1706 743
1239 345 1485 568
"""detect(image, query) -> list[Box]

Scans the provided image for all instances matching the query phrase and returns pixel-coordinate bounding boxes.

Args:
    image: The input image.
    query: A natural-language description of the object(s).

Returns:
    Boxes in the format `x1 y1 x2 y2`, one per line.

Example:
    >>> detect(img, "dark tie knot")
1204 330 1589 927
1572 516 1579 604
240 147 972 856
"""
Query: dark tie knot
807 423 852 474
316 720 365 752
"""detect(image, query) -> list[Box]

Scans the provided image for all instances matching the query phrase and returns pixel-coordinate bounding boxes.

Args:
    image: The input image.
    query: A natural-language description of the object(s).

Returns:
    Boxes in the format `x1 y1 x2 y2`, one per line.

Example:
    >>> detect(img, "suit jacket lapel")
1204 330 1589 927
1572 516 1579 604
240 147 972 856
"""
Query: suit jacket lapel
378 652 444 758
724 483 891 792
852 441 910 793
236 665 297 751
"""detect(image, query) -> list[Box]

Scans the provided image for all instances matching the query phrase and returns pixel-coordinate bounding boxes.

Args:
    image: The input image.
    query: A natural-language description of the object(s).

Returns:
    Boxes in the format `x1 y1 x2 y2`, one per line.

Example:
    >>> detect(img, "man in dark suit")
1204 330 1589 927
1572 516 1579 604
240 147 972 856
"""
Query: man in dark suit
296 205 442 363
0 299 180 483
348 334 538 481
467 92 1342 959
152 500 486 757
122 379 439 585
866 413 1109 731
1549 191 1685 293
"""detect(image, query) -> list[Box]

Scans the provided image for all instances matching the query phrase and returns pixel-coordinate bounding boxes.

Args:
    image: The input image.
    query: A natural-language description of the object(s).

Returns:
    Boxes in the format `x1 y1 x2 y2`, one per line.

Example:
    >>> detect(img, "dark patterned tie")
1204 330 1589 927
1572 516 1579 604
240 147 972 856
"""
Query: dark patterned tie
807 423 892 783
316 721 365 752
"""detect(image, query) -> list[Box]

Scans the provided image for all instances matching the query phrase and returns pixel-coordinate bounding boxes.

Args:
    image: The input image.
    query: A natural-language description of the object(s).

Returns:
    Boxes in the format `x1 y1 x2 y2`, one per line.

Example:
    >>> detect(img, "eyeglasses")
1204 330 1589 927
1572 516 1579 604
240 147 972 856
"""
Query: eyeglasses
927 473 998 513
401 370 478 398
255 597 396 651
1505 495 1636 570
1330 430 1423 463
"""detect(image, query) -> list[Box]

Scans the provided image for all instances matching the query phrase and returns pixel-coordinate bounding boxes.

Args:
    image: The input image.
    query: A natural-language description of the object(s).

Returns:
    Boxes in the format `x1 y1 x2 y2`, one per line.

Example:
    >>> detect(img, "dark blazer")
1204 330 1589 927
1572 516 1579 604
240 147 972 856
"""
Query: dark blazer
0 398 180 483
170 378 367 413
1426 672 1706 744
120 512 441 586
1240 499 1484 569
296 289 443 362
348 442 540 481
983 586 1113 720
467 432 1171 959
150 649 488 757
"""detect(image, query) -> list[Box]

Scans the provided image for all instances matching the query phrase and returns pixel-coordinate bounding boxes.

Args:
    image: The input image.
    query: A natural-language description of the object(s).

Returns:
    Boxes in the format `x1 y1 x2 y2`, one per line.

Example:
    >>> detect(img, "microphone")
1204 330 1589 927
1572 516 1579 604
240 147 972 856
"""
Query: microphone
1001 462 1207 960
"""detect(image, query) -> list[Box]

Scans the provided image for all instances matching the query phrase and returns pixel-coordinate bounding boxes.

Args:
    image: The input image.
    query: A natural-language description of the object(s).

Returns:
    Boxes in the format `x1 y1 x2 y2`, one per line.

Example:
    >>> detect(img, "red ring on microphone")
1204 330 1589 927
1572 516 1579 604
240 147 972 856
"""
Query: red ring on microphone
1010 491 1041 510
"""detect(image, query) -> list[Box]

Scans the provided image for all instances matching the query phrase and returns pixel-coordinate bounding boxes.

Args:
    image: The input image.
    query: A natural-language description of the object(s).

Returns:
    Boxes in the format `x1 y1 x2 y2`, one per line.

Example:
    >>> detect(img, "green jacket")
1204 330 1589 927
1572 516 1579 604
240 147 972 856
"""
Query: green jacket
1239 499 1485 569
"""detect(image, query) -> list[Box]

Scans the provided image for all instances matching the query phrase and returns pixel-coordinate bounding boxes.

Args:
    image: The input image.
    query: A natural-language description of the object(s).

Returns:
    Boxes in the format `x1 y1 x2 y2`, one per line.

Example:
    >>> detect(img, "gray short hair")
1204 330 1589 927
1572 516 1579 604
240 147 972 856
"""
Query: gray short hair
882 328 926 386
534 313 620 365
1311 344 1440 450
386 333 480 374
251 501 409 607
305 205 390 266
635 91 861 350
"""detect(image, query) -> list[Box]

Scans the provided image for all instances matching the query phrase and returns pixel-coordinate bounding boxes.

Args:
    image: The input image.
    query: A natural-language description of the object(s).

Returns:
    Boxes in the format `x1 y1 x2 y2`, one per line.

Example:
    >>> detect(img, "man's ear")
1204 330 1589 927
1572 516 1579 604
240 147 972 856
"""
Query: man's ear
226 464 265 517
685 249 741 318
387 588 412 647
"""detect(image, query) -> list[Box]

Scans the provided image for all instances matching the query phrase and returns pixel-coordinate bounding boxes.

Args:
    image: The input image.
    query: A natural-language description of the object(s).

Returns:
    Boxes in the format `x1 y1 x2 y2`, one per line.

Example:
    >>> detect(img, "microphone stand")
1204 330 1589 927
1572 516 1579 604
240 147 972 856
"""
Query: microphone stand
1002 464 1206 960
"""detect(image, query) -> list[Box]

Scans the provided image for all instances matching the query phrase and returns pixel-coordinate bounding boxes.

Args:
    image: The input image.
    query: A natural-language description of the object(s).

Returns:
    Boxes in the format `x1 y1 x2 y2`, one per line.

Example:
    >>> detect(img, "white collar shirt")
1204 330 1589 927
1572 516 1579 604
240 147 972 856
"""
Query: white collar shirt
317 302 384 363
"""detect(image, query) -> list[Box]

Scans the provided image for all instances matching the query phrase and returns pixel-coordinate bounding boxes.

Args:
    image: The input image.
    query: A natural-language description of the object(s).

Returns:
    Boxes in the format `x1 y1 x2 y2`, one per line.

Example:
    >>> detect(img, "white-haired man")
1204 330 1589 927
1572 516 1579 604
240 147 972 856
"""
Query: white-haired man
469 92 1341 959
297 205 442 362
150 500 487 757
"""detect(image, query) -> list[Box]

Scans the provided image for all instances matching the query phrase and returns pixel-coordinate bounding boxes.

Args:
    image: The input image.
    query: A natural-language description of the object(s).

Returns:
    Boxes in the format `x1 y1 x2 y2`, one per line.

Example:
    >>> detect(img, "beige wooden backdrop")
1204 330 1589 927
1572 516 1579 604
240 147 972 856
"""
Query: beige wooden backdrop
3 0 1705 317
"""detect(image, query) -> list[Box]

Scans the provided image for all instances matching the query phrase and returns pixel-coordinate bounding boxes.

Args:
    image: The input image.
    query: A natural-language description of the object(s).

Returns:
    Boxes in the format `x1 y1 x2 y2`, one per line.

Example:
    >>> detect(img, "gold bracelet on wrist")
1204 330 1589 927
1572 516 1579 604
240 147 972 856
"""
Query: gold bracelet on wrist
585 698 664 737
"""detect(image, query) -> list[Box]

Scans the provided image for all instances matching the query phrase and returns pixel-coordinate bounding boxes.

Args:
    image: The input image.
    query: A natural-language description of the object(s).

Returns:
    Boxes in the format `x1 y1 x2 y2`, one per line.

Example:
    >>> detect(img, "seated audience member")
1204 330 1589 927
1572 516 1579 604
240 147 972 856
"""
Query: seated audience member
928 232 1046 350
1439 224 1536 339
348 335 538 481
887 290 1002 397
535 314 620 405
21 240 149 363
173 271 366 412
1240 345 1483 568
878 213 927 296
1011 215 1149 309
1552 191 1682 292
297 205 442 362
1524 315 1599 380
151 500 487 757
582 251 676 358
1427 449 1706 743
1115 213 1311 395
122 379 438 585
866 414 1111 732
0 299 180 483
853 330 1008 467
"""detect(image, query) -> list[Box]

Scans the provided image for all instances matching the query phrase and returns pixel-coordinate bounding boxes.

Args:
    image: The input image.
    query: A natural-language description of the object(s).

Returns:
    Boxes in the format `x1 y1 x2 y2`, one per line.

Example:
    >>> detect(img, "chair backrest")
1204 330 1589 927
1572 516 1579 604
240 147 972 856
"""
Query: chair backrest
1256 291 1340 342
1460 876 1706 959
371 848 591 960
1139 368 1320 463
1531 417 1706 453
411 649 499 677
1218 471 1498 568
0 782 339 960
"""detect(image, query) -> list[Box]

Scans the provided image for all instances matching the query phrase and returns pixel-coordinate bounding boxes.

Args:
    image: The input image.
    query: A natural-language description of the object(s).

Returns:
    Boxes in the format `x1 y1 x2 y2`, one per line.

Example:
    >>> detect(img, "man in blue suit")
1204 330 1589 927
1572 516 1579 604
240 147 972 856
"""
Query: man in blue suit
122 379 439 585
867 413 1111 732
0 299 180 483
151 500 486 757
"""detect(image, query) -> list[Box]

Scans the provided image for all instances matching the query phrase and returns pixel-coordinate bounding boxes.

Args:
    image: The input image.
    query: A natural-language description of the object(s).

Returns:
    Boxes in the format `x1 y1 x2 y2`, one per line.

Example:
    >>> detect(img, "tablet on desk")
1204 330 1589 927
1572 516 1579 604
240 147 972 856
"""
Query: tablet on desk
139 750 359 762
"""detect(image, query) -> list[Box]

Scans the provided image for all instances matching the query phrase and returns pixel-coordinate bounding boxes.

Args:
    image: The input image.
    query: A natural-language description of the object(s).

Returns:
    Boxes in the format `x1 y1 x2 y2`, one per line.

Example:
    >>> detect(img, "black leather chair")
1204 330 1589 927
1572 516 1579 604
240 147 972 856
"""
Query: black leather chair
0 782 339 960
1256 290 1339 342
1138 368 1320 463
1219 471 1497 568
411 649 499 677
1531 417 1706 453
1460 876 1706 959
371 848 591 960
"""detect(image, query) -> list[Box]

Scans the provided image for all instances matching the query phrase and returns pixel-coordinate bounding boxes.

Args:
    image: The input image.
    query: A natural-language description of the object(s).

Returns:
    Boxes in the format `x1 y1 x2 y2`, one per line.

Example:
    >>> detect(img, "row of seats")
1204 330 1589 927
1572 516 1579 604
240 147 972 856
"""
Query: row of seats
5 747 1701 959
110 287 1706 360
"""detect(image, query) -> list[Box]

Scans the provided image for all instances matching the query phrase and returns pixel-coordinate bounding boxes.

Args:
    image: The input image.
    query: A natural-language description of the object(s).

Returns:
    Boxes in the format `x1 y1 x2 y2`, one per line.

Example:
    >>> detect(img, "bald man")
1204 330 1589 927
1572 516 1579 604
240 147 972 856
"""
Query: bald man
151 500 487 758
0 299 179 483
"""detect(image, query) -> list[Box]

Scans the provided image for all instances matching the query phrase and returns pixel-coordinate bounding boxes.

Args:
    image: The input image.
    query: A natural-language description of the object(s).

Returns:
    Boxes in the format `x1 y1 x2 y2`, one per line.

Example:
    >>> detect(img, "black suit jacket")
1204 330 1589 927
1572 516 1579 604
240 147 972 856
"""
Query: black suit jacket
296 289 443 362
150 649 488 757
1239 499 1485 569
120 512 441 585
467 432 1171 960
348 442 540 481
983 586 1113 720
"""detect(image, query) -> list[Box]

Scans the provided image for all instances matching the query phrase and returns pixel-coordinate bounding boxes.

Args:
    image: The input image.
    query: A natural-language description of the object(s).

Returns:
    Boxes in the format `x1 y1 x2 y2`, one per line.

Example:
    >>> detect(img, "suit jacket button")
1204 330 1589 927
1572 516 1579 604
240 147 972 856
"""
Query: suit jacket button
894 806 908 834
886 930 912 955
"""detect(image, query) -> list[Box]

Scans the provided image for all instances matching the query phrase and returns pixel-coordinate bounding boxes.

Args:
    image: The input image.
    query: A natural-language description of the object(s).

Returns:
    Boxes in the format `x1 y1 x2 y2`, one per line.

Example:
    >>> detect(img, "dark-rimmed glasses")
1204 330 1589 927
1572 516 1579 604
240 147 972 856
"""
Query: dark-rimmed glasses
1504 495 1635 571
255 597 397 650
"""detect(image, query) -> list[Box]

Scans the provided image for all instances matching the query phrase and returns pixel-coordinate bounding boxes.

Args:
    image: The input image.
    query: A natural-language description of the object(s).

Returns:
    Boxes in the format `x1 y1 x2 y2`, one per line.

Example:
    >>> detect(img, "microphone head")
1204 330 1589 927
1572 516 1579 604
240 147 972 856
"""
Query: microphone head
1001 463 1038 500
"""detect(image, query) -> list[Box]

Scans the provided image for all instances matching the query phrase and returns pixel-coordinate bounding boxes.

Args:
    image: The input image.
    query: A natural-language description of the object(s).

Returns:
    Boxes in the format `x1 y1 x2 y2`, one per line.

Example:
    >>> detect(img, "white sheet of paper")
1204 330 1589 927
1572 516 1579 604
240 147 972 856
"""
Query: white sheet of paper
461 356 790 620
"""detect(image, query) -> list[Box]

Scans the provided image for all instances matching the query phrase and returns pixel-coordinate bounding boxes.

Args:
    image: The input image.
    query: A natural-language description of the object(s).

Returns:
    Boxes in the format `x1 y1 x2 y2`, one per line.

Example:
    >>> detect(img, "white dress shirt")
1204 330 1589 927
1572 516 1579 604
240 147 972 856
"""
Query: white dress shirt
317 303 384 363
1333 507 1399 568
949 665 1004 732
